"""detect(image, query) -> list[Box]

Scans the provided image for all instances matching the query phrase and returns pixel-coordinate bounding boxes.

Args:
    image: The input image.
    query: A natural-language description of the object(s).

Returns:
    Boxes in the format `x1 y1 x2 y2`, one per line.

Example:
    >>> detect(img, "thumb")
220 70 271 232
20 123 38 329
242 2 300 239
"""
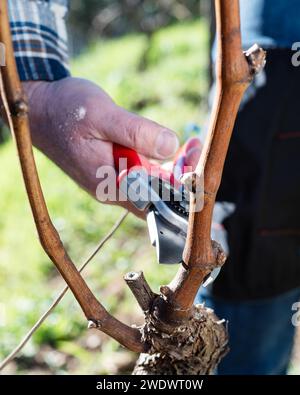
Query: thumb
106 107 179 160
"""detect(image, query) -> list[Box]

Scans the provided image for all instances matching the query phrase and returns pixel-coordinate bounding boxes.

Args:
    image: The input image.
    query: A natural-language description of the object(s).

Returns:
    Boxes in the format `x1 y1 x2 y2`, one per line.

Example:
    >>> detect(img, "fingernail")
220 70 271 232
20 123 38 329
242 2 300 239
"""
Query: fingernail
155 130 179 159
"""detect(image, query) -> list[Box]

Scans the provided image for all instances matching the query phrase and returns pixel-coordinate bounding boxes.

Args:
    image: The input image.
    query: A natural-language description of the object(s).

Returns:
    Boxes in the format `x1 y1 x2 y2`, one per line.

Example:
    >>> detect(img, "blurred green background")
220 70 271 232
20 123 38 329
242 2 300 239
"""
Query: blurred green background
0 1 211 375
0 0 299 375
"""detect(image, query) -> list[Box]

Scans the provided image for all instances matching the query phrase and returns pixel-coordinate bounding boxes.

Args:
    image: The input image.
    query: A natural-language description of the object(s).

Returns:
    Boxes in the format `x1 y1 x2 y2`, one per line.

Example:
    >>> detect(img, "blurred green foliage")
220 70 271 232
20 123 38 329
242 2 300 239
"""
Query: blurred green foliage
0 20 209 374
68 0 203 48
1 13 299 377
72 20 209 136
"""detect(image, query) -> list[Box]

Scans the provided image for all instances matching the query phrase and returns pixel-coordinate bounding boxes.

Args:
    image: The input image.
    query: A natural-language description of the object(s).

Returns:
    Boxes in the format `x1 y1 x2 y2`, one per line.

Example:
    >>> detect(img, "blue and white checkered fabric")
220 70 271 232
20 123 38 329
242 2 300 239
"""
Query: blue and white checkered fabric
8 0 70 81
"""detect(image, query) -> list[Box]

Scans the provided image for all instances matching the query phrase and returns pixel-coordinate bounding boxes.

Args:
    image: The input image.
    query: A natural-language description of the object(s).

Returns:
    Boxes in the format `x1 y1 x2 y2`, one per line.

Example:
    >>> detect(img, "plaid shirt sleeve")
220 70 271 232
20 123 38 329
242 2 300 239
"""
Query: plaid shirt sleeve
8 0 70 81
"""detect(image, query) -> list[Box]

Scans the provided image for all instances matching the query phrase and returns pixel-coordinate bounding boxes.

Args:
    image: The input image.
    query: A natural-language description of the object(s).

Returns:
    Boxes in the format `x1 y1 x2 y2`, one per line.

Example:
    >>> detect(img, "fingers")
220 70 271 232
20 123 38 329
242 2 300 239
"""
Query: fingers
101 107 179 160
185 147 202 170
184 137 202 170
172 137 202 181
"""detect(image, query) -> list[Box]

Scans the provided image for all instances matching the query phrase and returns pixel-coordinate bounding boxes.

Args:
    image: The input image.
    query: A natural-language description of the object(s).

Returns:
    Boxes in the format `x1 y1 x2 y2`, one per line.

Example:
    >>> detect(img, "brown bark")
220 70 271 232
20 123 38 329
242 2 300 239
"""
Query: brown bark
0 0 265 375
133 304 228 375
165 0 266 317
128 0 265 374
0 0 145 354
124 271 158 312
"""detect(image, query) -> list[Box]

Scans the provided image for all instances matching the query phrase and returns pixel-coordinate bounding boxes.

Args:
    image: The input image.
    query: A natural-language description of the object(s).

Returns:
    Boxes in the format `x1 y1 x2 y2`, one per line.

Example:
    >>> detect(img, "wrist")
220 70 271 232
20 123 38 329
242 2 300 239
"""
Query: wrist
23 80 48 103
22 80 53 150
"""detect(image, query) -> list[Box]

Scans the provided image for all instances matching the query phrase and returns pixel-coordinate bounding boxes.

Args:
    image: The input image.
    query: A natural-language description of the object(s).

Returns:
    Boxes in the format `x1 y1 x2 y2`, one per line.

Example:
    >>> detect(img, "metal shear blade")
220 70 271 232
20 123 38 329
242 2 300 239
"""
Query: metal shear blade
147 209 186 264
114 142 222 285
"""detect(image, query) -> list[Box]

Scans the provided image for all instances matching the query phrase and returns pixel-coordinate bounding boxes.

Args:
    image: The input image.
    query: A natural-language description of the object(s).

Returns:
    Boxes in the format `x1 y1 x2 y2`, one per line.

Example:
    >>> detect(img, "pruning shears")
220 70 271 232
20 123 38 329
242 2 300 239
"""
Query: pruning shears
113 139 221 287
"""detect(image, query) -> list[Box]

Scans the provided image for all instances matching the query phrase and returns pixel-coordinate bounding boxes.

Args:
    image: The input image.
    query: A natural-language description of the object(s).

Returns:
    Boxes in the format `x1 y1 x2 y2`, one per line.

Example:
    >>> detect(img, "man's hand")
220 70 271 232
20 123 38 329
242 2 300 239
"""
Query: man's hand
23 77 179 211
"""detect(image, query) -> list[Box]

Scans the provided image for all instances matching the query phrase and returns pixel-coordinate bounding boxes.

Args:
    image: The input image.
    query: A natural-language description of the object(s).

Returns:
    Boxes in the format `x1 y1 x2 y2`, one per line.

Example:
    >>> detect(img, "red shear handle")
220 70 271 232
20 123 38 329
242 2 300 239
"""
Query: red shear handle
113 143 143 173
113 138 201 188
113 143 153 188
113 142 172 181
